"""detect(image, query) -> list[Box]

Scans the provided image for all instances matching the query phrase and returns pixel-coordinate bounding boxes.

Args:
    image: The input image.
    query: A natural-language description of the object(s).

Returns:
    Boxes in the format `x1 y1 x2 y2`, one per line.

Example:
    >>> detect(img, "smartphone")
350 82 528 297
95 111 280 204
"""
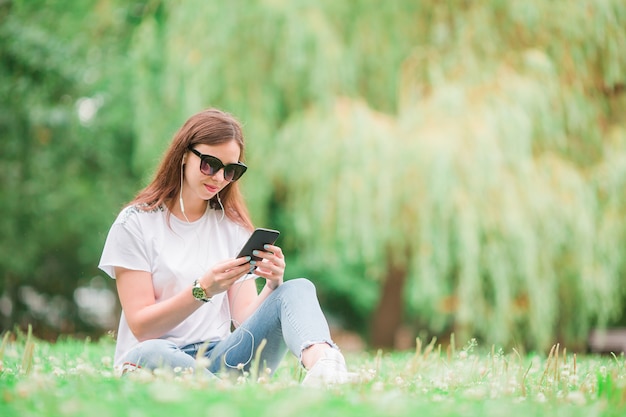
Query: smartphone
236 228 281 264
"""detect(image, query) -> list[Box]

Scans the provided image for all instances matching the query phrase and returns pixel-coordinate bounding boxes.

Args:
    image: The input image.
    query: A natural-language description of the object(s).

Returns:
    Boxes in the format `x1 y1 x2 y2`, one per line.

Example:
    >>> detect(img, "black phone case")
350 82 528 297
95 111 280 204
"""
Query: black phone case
236 228 280 261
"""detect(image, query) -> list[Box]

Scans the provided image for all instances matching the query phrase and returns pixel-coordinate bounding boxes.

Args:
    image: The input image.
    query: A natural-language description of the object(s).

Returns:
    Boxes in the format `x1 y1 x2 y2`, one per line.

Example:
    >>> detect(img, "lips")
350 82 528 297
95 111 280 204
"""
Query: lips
204 184 219 194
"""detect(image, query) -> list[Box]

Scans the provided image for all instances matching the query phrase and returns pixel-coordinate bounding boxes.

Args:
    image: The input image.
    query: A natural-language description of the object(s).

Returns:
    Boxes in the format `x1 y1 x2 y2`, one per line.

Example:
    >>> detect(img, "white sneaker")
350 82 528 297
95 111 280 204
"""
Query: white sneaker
301 348 359 387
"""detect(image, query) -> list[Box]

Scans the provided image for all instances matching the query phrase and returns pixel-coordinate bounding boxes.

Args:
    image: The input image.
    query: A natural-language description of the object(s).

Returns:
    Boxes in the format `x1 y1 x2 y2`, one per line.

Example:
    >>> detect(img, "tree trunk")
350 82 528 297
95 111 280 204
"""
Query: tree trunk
370 254 407 349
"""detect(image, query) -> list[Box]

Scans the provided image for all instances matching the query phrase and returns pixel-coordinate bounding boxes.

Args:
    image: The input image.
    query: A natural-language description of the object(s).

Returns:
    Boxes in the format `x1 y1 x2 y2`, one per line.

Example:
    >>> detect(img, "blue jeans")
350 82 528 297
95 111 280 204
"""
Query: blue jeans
121 278 337 376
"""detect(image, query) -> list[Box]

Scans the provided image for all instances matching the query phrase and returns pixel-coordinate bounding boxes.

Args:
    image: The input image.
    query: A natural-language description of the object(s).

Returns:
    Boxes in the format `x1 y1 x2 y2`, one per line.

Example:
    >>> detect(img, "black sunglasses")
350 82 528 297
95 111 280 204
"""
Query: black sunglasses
187 147 247 182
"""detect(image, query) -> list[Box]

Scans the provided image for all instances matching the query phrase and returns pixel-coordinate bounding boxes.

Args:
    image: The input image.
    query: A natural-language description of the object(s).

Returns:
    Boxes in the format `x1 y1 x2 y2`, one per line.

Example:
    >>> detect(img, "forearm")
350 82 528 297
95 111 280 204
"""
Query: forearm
127 285 203 341
230 282 277 326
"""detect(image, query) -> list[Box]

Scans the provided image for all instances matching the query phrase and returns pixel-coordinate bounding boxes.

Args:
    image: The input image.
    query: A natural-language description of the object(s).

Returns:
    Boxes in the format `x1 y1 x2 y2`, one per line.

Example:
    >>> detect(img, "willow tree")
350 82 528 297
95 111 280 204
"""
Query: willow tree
124 0 626 350
270 1 626 349
126 0 430 219
399 55 622 350
125 0 414 343
395 0 626 350
272 71 624 351
127 0 349 220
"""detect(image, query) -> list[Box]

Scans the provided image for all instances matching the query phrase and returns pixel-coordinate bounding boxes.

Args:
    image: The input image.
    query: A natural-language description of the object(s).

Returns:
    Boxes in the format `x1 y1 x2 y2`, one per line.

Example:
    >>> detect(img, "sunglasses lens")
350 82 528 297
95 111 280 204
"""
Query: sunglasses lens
226 166 246 182
199 158 218 176
200 156 246 182
223 168 235 182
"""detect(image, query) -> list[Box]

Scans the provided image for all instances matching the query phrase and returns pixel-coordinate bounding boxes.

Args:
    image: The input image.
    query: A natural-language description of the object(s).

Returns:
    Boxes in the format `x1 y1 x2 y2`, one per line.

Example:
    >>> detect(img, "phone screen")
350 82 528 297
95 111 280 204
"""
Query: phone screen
236 228 280 262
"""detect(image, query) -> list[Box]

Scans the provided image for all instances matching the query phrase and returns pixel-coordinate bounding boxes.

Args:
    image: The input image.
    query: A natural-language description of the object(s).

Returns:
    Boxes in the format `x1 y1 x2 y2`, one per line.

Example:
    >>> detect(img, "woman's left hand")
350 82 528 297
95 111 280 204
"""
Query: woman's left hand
251 244 285 290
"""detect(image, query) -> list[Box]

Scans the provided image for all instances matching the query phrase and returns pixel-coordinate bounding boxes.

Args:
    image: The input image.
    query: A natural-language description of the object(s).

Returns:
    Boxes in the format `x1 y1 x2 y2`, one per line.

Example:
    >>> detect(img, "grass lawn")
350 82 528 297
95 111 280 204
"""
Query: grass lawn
1 330 625 417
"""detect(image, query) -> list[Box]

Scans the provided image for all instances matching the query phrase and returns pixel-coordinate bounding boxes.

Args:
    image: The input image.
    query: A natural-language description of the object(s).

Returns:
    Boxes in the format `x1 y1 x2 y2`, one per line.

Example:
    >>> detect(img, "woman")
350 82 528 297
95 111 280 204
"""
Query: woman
99 108 354 386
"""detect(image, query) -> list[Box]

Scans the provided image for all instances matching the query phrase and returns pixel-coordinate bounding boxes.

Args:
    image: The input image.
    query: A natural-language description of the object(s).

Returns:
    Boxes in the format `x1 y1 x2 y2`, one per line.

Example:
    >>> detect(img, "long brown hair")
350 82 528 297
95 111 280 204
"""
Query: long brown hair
129 108 254 231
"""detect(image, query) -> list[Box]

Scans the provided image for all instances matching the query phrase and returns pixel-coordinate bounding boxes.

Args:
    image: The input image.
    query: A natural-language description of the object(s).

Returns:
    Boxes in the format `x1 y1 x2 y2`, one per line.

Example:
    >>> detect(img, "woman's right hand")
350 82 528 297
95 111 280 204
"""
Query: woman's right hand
115 256 252 341
199 256 252 297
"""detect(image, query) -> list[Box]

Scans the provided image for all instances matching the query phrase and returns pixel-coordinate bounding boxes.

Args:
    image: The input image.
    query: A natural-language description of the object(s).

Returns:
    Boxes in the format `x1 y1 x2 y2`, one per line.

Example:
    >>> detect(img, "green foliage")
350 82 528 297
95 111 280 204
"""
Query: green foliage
398 56 623 347
271 99 400 315
0 0 141 333
2 0 626 351
399 0 626 348
266 0 626 348
127 0 354 218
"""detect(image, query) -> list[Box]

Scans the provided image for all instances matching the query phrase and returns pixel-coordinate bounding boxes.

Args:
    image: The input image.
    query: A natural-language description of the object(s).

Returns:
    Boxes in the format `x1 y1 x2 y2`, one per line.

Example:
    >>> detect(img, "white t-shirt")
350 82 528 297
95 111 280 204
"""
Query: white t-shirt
98 204 252 367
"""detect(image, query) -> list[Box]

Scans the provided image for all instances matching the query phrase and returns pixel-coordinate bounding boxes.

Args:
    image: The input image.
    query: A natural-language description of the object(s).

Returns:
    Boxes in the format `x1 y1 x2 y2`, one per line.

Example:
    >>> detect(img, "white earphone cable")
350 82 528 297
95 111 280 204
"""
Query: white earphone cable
180 159 257 369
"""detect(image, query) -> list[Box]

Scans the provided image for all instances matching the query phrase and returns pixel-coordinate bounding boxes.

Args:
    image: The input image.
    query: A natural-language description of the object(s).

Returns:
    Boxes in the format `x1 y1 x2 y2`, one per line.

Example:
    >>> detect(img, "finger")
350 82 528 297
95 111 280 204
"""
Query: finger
255 260 284 277
252 246 281 261
232 256 253 266
265 258 284 274
253 267 272 278
226 262 254 278
223 258 253 274
253 250 286 269
264 258 286 272
215 262 251 283
263 244 283 258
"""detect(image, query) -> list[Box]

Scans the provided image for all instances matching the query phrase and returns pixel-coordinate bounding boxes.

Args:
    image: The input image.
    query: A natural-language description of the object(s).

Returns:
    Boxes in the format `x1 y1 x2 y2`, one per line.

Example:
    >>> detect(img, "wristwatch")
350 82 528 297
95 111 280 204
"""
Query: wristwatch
192 279 211 303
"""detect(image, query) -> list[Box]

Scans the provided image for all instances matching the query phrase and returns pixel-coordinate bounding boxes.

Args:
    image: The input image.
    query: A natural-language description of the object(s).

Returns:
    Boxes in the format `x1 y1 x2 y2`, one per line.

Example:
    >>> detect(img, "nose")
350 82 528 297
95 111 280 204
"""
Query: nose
210 167 226 182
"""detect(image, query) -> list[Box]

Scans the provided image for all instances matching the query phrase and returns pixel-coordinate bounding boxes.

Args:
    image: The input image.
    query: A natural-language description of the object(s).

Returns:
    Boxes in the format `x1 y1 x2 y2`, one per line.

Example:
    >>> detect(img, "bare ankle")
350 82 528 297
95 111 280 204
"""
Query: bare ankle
301 343 332 369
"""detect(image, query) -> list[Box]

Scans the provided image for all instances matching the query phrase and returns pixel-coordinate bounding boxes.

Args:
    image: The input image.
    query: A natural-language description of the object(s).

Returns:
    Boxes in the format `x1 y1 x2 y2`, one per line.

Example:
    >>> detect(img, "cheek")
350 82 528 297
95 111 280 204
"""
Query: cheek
183 165 200 185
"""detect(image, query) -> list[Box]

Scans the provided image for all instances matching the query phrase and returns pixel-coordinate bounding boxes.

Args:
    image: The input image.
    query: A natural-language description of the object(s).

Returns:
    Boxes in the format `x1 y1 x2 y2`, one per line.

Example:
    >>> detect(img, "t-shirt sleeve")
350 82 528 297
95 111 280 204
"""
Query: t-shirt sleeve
98 210 151 279
232 226 253 257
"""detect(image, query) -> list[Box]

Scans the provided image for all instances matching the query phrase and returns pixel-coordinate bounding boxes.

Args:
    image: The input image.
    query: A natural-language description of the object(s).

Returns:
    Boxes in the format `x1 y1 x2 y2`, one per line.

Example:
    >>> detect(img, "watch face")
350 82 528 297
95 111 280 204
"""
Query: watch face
192 285 206 300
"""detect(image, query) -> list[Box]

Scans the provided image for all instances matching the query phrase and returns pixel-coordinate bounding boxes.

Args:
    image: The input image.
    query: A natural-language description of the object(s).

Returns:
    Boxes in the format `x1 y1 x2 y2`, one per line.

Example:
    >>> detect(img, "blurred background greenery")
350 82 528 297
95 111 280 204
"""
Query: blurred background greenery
1 0 625 353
